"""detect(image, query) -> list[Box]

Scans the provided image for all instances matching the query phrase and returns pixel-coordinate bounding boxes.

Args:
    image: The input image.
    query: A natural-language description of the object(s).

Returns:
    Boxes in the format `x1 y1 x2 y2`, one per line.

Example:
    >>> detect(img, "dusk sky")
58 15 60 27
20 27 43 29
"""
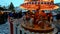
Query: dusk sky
0 0 60 7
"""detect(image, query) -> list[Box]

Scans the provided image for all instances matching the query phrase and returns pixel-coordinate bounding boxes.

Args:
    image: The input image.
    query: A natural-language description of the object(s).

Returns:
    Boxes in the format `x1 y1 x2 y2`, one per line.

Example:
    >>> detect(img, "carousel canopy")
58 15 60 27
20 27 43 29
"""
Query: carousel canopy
20 0 59 11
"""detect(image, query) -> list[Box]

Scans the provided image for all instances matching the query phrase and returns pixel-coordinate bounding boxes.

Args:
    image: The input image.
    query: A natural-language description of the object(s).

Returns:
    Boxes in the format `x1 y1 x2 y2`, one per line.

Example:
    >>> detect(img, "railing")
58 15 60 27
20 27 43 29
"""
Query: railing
9 17 57 34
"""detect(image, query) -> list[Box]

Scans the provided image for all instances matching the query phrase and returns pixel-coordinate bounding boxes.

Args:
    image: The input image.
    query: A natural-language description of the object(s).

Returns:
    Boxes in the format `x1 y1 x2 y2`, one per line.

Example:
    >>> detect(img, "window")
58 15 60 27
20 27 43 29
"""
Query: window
38 2 40 4
34 2 35 4
25 3 26 5
49 3 51 5
41 2 43 4
44 2 46 4
46 2 49 4
35 1 37 4
32 2 34 4
26 3 28 5
28 2 31 4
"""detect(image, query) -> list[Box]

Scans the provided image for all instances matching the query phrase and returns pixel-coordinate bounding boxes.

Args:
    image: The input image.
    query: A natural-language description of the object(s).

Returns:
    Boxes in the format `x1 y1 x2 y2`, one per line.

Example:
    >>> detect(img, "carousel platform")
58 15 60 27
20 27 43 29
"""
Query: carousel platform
21 21 58 34
21 23 54 33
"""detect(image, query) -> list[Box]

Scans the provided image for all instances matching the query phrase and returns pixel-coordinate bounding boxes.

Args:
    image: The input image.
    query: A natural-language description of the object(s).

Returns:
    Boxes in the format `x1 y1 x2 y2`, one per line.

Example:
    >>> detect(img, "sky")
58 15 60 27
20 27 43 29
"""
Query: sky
0 0 60 7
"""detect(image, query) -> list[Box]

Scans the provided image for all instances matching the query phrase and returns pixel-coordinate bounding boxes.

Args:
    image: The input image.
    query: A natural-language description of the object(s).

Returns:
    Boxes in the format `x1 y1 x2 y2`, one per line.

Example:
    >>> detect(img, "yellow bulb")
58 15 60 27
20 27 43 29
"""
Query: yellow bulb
43 0 49 1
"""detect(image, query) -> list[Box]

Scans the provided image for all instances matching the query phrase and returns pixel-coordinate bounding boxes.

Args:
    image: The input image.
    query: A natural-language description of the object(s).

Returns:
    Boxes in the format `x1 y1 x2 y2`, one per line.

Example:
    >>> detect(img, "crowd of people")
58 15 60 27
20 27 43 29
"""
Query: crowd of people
0 11 22 24
52 11 60 21
0 10 60 25
0 12 8 24
9 12 22 19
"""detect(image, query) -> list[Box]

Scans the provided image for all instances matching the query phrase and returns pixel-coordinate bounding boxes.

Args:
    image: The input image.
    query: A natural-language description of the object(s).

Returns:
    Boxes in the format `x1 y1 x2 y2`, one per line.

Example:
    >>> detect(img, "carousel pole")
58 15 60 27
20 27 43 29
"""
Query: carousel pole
34 5 40 25
50 10 53 24
50 11 52 24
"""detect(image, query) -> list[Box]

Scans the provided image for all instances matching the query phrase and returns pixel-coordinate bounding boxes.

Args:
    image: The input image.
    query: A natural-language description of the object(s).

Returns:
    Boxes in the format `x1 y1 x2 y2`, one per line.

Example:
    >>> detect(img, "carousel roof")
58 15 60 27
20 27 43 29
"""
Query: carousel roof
20 1 59 10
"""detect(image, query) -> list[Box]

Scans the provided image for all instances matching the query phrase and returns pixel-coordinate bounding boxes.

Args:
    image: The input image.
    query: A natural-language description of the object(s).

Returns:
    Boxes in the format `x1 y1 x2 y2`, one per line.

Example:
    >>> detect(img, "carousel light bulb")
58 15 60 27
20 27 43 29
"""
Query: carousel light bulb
43 0 49 1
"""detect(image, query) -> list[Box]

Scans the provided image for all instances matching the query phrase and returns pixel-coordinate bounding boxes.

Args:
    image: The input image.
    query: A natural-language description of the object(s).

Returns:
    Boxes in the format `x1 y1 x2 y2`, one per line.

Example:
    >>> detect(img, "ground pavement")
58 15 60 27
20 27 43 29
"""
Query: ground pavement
0 16 60 34
0 21 10 34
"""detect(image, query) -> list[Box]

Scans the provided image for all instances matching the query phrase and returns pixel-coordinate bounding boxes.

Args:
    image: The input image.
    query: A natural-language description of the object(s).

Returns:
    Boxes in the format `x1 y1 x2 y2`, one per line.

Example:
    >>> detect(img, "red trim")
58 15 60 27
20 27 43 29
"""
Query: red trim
8 16 14 34
10 23 13 34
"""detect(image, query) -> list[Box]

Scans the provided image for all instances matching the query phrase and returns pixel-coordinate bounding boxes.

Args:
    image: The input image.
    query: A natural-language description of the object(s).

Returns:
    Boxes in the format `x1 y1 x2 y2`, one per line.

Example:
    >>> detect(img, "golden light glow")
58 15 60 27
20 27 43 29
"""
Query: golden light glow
21 0 59 10
0 11 4 14
24 1 29 3
50 0 53 2
42 0 54 2
1 12 4 14
54 5 59 9
24 0 32 3
43 0 49 1
20 0 59 33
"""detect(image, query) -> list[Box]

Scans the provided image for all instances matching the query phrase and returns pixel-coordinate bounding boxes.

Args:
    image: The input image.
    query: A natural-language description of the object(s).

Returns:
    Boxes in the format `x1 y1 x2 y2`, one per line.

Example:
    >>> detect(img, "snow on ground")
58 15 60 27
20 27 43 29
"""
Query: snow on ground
0 21 10 34
0 16 60 34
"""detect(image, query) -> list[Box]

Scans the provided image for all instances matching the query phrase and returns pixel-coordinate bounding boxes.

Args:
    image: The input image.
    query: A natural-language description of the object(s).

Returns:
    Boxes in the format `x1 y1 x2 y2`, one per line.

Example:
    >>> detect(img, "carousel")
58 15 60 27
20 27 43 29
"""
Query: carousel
20 0 59 34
